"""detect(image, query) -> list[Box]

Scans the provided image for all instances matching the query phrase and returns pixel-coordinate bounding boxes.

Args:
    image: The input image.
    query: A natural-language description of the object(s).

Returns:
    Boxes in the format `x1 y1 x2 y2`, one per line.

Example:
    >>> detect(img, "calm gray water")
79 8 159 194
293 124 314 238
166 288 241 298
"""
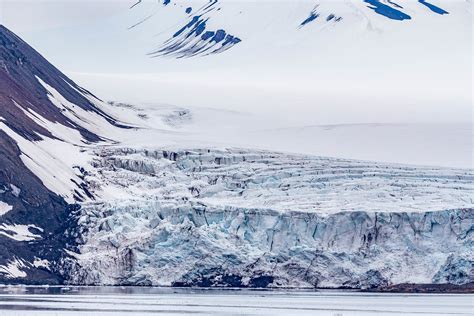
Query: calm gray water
0 286 472 315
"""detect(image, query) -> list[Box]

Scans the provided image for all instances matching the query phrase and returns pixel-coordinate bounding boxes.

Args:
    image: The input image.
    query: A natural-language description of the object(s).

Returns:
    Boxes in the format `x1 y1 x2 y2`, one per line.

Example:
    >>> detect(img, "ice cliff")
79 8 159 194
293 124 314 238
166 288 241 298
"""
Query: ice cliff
65 148 474 288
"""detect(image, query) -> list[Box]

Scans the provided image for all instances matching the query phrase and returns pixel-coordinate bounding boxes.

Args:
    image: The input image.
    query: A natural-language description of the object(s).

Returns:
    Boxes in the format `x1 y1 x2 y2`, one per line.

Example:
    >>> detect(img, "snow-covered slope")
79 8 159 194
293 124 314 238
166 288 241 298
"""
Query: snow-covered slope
127 0 460 58
0 25 128 203
0 25 126 284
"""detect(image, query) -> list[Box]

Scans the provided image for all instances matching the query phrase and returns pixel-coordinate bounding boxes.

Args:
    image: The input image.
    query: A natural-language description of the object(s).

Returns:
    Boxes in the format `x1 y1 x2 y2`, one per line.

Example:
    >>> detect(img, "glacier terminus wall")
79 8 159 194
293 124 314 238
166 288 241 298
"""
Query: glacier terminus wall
66 149 474 289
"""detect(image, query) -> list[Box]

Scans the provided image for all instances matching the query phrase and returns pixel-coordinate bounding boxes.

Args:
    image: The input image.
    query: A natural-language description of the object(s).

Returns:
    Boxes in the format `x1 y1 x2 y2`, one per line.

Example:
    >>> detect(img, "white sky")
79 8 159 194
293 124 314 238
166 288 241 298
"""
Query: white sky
0 0 129 33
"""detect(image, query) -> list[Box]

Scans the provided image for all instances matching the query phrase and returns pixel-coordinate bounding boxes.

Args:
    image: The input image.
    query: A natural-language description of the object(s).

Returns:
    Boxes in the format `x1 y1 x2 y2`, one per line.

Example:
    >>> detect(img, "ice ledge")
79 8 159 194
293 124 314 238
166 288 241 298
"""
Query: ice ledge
88 147 474 214
67 204 473 288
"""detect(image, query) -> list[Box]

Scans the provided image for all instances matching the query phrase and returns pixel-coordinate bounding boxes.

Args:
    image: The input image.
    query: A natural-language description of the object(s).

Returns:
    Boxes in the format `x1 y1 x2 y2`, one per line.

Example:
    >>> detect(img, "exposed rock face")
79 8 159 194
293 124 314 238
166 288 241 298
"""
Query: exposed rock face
66 148 474 289
0 25 119 142
0 25 118 284
0 130 78 284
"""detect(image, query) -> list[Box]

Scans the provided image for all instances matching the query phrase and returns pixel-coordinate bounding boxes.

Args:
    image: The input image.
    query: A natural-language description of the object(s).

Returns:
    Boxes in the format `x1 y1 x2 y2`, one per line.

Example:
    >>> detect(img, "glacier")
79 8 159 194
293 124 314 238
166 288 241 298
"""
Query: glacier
64 148 474 288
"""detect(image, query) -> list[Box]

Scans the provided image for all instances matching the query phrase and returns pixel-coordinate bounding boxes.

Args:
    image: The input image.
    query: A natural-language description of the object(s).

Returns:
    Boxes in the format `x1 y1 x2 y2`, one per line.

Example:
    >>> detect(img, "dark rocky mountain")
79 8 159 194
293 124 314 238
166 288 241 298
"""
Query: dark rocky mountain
0 25 113 142
0 25 117 284
0 133 76 284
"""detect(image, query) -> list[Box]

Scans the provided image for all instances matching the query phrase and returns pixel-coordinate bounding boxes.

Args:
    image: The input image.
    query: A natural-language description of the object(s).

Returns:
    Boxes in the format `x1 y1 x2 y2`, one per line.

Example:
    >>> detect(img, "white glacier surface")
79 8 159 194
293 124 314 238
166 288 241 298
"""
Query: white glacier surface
66 148 473 288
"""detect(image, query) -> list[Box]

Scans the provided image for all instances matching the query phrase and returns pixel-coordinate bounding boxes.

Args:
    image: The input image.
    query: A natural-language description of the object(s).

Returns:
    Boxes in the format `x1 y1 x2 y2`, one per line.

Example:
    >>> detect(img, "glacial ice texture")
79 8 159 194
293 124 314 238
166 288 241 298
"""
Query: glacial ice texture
68 148 473 288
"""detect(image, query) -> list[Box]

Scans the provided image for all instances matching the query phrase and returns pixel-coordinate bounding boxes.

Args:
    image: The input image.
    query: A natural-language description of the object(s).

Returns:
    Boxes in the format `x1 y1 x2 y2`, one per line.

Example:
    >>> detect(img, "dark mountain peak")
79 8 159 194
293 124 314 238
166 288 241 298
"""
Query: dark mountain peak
0 24 122 143
0 25 118 284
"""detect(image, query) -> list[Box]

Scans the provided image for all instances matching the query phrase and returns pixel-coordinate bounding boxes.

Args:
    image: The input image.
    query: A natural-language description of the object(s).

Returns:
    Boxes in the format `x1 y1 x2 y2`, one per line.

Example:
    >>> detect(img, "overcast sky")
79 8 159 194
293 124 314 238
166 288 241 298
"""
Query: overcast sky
0 0 472 127
0 0 128 33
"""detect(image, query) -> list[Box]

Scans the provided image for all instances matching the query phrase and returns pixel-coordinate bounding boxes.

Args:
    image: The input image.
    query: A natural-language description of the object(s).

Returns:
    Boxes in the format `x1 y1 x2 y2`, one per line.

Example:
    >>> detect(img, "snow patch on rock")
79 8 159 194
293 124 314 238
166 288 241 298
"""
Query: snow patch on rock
32 258 51 270
0 201 13 216
0 223 43 242
9 184 20 197
0 258 28 279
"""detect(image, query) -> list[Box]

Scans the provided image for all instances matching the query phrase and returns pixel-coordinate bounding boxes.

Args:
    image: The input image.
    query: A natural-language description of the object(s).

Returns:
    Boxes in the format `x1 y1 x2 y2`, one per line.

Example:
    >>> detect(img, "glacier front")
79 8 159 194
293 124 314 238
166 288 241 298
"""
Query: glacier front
65 148 474 289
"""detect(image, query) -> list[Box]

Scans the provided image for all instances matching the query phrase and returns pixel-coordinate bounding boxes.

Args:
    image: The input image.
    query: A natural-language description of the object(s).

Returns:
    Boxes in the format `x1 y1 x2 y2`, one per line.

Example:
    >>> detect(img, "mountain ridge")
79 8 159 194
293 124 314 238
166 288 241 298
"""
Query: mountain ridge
0 24 121 284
